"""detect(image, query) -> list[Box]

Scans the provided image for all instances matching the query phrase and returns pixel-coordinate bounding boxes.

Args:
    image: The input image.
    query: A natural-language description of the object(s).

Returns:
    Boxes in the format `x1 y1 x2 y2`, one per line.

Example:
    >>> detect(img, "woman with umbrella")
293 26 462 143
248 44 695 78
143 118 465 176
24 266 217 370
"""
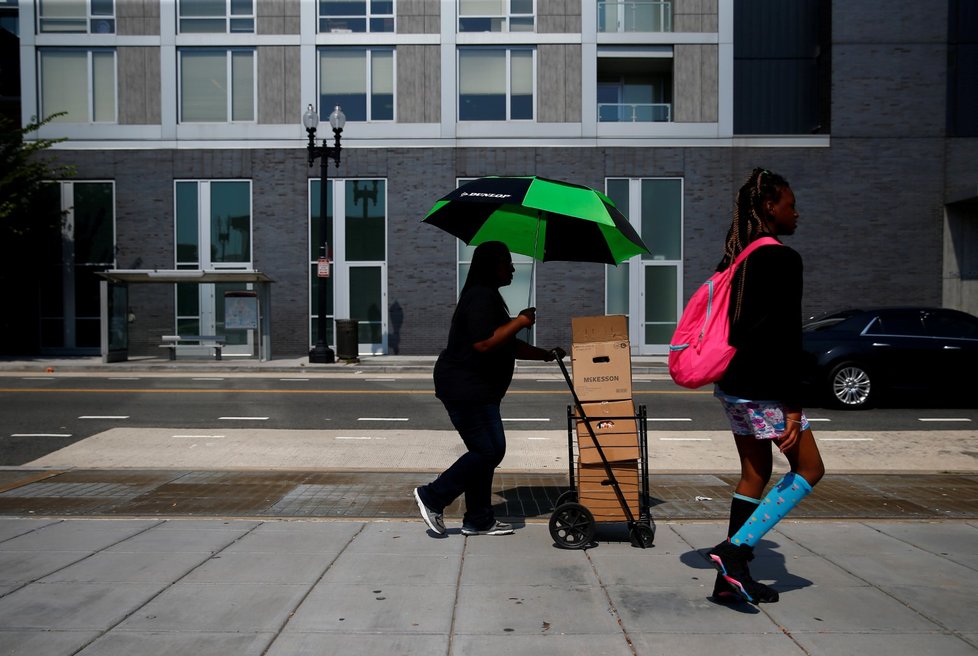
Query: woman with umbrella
414 241 564 536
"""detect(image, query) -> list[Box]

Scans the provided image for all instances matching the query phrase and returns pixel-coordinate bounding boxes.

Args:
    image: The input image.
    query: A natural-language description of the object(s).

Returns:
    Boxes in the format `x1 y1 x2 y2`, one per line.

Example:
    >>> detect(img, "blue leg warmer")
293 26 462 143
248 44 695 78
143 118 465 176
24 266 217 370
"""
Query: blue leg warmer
730 472 813 547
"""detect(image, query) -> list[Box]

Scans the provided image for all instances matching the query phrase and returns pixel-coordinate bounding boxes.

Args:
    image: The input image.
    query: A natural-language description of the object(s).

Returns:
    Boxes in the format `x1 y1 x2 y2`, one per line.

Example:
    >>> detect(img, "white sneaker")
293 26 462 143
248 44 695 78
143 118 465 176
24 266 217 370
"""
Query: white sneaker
413 488 445 535
461 521 514 536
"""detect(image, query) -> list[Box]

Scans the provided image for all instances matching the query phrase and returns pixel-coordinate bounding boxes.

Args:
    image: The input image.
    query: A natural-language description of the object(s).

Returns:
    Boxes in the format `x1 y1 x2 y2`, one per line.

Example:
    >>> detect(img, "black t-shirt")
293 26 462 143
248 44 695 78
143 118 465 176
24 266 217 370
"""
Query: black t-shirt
433 285 517 404
718 240 804 406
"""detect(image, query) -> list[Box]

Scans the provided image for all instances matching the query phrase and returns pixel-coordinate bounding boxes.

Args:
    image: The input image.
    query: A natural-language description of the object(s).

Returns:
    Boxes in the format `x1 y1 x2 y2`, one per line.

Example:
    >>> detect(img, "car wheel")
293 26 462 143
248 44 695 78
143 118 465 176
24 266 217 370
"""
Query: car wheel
828 361 873 409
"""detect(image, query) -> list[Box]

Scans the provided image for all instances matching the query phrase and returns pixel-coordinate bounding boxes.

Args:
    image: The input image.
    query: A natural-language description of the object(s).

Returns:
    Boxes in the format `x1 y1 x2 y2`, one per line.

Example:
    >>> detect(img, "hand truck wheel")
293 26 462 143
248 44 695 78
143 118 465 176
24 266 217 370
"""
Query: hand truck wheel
549 502 595 549
629 523 655 549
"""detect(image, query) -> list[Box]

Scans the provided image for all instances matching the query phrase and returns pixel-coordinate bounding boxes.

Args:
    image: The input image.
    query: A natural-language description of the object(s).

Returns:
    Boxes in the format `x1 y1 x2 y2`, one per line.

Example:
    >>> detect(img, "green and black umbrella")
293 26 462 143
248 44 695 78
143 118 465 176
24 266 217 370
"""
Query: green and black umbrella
422 176 650 265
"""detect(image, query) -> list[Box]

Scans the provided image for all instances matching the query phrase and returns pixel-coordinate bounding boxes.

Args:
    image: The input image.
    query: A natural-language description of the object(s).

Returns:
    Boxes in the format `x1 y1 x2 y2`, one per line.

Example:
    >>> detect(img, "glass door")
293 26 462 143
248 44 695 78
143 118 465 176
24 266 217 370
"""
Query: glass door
606 178 683 355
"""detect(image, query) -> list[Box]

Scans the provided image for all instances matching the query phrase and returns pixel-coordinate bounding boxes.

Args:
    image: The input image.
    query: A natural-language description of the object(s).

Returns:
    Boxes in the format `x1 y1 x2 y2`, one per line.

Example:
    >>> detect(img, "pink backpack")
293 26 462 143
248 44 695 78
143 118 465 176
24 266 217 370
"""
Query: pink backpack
668 237 781 389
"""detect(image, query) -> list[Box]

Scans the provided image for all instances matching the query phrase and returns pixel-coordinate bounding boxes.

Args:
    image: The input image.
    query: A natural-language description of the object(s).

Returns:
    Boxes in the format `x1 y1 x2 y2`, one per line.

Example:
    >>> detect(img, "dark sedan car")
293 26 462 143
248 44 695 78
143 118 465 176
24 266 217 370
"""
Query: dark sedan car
801 307 978 409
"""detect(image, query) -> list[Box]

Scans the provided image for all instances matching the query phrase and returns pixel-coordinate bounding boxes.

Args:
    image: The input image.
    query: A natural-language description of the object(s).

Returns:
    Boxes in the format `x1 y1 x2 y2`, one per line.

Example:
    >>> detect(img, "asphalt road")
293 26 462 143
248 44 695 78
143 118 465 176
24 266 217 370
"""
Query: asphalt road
1 373 976 466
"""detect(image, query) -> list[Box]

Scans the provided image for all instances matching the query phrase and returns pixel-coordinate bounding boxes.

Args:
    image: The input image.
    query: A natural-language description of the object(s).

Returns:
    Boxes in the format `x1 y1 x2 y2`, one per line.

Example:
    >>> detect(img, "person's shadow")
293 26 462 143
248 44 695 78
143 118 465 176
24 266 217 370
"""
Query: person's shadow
679 538 814 612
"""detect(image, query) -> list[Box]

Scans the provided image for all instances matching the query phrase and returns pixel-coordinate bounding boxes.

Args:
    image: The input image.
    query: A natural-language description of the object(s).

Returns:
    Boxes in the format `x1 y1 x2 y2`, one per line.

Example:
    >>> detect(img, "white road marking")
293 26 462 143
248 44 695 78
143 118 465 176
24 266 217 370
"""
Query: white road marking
335 436 387 440
79 416 129 419
503 418 550 422
219 416 268 421
108 377 140 380
365 378 396 382
647 418 692 422
358 417 409 422
527 437 551 440
11 433 72 437
806 417 831 422
193 377 224 381
279 378 310 381
917 418 971 423
23 377 56 380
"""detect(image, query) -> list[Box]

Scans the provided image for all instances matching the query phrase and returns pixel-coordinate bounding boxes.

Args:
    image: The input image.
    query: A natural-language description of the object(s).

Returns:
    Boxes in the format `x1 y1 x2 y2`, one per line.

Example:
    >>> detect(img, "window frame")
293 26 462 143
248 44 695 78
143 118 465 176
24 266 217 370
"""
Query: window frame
37 0 115 34
457 46 536 122
38 48 118 124
318 0 395 34
458 0 535 33
318 47 396 123
177 0 255 34
177 48 257 124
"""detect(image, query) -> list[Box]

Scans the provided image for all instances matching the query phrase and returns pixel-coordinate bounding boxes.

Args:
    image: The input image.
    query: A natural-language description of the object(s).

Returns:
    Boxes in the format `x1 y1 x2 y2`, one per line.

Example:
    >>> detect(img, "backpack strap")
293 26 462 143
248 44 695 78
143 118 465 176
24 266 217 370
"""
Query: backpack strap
731 235 781 270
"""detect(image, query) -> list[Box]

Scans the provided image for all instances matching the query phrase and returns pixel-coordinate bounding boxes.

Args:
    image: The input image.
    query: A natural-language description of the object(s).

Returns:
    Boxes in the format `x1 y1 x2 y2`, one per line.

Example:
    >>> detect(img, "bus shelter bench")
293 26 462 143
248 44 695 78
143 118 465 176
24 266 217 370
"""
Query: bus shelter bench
160 335 226 360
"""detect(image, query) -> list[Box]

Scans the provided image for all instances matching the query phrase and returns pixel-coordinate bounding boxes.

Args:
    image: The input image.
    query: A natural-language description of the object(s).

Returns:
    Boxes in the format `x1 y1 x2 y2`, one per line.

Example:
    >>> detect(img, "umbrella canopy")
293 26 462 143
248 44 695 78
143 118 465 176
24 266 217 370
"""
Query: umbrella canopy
422 176 649 265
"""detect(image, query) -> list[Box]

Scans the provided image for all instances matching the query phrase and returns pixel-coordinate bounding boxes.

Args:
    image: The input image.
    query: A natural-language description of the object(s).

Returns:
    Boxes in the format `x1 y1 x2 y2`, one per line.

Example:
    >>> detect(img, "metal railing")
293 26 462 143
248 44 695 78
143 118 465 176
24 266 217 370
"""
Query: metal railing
597 1 672 33
598 103 672 122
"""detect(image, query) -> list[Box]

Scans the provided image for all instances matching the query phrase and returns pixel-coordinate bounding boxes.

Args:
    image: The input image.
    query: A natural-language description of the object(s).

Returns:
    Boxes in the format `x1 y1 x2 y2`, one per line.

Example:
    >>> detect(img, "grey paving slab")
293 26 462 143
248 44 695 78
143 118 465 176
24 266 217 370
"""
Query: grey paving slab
322 551 462 586
0 629 102 656
883 584 976 633
762 584 949 633
872 520 978 563
76 631 276 656
0 519 160 552
792 632 978 656
223 519 364 554
607 584 780 633
0 582 166 630
629 632 805 656
181 552 330 585
105 526 253 553
116 583 308 632
350 520 465 555
286 582 458 634
266 632 449 656
457 549 596 587
151 518 262 531
40 550 212 583
451 634 635 656
775 520 934 555
453 583 622 636
0 518 60 543
0 550 93 585
817 549 977 589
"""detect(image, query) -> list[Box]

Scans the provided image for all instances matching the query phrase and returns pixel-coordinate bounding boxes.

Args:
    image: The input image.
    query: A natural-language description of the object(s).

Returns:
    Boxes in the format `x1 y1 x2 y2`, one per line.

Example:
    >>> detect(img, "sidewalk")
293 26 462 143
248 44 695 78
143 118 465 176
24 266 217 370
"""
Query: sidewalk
0 516 975 656
0 355 976 655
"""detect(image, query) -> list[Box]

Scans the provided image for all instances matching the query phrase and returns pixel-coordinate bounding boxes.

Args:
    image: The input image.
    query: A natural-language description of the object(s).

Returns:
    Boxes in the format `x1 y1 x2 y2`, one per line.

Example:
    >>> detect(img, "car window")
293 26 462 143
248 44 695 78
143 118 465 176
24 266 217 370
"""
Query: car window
925 312 978 339
866 311 925 336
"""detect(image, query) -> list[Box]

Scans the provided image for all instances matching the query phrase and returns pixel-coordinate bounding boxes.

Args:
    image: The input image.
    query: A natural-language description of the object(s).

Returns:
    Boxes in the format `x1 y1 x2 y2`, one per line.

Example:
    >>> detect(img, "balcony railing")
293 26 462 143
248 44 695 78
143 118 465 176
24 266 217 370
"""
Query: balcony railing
598 103 672 122
597 1 672 33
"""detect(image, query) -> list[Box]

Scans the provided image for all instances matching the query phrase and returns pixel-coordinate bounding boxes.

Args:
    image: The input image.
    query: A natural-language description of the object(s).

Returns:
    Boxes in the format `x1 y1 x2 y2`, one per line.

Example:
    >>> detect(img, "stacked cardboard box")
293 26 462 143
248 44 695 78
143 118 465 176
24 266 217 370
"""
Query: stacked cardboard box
570 315 641 522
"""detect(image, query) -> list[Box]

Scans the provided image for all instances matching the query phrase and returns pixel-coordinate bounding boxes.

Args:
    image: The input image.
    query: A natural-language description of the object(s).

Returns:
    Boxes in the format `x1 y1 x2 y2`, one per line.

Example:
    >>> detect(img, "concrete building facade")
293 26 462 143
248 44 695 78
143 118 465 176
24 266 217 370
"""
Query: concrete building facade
11 0 978 358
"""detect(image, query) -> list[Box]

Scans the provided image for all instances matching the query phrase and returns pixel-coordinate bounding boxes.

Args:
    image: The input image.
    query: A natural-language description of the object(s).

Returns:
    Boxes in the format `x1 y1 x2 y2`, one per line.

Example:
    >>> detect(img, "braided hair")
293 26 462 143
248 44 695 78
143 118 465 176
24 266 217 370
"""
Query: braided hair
718 167 790 272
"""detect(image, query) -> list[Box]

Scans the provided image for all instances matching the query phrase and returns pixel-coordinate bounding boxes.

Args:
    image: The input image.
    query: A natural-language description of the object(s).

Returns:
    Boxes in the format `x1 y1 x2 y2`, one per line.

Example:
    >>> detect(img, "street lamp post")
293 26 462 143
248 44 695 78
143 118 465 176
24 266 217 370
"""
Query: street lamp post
304 103 346 364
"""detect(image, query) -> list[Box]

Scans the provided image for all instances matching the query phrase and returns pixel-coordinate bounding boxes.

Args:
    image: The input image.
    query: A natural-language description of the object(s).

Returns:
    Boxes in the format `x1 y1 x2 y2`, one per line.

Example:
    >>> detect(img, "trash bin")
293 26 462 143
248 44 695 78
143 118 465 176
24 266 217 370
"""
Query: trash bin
336 319 359 360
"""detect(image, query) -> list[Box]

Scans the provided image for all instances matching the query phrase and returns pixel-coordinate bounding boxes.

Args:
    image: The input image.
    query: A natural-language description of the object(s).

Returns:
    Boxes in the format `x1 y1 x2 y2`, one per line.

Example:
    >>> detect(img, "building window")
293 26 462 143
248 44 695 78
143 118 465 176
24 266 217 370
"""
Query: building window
597 49 673 122
319 0 394 33
39 181 115 352
179 49 255 123
39 49 116 123
178 0 254 34
319 48 394 122
733 0 830 134
458 48 533 120
38 0 115 34
597 1 672 33
459 0 534 32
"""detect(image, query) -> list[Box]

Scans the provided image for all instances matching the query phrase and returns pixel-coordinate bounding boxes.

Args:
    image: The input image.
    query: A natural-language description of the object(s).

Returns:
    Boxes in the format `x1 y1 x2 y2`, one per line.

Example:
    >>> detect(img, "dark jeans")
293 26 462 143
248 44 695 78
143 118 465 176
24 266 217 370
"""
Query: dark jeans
419 401 506 530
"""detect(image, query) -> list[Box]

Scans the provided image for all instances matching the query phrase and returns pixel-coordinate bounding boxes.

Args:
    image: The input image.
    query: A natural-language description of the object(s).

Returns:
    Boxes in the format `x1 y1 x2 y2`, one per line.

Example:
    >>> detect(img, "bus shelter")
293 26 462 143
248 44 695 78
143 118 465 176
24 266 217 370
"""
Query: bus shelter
97 269 274 362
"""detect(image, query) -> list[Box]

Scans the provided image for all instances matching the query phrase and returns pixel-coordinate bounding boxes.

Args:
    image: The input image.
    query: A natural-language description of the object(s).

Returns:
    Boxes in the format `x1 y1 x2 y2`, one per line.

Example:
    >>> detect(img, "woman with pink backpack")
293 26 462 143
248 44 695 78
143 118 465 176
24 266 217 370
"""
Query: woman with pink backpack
705 168 825 604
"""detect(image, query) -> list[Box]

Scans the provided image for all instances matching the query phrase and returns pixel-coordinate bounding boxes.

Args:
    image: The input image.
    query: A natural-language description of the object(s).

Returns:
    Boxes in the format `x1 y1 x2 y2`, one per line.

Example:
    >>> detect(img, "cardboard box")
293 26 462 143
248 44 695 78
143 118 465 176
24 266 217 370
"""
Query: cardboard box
576 460 641 521
571 315 632 401
575 399 640 464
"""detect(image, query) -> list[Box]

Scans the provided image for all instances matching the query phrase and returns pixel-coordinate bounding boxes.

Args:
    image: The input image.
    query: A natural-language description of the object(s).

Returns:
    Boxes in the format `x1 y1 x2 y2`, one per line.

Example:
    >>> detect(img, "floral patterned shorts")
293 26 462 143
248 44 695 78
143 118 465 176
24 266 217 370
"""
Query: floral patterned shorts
717 399 810 440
